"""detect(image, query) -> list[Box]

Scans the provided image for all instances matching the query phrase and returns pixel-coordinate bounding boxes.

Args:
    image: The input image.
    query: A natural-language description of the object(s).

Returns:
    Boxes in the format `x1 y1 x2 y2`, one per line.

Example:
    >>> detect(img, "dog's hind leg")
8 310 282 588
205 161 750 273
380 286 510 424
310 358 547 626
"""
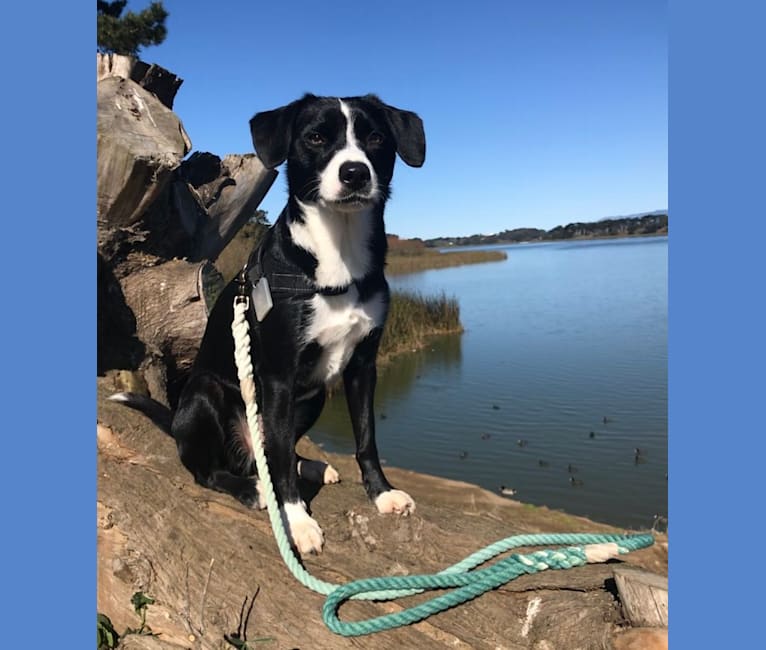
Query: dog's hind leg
172 373 264 509
180 442 263 509
204 470 264 509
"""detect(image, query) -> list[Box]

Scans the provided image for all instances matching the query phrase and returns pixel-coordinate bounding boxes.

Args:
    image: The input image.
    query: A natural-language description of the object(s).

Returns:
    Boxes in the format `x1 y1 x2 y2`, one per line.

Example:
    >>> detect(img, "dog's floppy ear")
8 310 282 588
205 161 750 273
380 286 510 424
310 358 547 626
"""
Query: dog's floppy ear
367 96 426 168
249 94 314 169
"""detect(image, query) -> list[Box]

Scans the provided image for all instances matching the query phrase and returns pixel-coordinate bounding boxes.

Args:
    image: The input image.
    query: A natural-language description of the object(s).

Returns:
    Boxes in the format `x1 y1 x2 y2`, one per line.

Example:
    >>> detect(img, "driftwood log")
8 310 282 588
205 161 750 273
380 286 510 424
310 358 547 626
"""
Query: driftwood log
97 56 277 399
97 377 668 650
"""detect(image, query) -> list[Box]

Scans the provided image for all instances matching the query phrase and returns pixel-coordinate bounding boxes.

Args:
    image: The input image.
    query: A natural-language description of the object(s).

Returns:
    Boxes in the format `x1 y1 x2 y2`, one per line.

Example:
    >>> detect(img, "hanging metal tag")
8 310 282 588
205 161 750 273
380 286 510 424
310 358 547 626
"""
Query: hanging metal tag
252 277 273 322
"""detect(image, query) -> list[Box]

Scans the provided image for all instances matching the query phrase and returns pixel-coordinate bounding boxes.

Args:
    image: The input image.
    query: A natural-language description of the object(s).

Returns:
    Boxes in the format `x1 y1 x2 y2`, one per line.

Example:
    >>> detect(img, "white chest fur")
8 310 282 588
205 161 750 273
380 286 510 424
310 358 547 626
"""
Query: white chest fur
289 200 373 289
306 286 387 384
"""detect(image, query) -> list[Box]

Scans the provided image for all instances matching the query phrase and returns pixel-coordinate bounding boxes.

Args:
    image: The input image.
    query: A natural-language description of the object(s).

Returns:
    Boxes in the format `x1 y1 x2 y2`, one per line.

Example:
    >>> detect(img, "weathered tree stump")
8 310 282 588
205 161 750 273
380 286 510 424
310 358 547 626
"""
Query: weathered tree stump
97 76 191 229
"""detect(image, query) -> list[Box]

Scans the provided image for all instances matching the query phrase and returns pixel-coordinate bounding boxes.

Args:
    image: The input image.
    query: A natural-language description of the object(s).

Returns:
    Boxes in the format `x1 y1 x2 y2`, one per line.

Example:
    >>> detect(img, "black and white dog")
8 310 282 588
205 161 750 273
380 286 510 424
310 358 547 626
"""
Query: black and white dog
112 94 425 555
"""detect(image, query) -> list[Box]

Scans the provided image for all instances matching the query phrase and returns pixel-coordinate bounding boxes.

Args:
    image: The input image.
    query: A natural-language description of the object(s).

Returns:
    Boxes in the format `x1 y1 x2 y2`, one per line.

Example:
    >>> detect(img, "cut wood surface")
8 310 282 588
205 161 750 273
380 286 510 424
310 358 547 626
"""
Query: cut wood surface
119 259 223 377
97 76 191 228
97 53 184 109
97 376 668 650
98 53 137 83
613 567 668 627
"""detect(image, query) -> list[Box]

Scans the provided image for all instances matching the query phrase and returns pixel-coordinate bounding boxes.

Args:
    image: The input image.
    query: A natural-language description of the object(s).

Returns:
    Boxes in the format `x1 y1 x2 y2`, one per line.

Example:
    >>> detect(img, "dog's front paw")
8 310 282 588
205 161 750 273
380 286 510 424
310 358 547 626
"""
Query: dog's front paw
283 503 325 554
374 489 416 516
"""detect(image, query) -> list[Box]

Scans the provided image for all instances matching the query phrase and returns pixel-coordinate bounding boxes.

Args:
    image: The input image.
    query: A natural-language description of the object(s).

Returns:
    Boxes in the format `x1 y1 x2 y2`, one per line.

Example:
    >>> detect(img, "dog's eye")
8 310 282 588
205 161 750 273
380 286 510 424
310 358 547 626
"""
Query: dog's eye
368 132 384 146
306 132 326 146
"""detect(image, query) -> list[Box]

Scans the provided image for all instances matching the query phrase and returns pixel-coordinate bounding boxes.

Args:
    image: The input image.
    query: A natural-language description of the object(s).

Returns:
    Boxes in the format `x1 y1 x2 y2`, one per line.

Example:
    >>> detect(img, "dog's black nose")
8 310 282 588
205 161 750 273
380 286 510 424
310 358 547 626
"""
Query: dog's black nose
339 161 371 191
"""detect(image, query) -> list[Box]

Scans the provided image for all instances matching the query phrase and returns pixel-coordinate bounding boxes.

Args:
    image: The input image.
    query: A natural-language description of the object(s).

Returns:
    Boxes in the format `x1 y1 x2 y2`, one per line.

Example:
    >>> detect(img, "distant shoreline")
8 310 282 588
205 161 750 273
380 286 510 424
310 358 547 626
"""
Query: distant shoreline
423 213 668 249
440 230 668 250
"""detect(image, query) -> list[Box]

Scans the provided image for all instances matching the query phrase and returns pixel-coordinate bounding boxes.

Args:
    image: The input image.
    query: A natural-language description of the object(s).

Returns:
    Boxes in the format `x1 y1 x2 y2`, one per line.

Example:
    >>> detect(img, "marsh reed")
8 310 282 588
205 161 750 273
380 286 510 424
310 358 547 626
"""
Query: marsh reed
378 290 462 363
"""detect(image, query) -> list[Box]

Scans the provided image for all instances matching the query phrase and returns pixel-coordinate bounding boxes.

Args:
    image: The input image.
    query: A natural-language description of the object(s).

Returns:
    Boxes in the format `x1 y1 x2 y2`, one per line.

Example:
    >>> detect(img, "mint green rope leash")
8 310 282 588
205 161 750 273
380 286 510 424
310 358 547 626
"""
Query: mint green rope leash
231 296 654 637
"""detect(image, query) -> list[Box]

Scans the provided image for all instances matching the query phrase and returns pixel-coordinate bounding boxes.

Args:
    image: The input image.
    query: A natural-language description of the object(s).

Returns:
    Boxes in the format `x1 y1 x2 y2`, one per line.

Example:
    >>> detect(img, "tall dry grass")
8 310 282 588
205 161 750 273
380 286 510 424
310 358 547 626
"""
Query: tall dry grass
386 249 507 275
378 290 462 363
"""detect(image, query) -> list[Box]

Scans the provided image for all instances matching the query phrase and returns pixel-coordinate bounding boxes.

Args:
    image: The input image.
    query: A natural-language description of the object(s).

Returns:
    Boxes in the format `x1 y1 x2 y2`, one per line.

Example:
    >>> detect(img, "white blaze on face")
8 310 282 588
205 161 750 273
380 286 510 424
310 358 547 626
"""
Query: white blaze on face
317 100 379 203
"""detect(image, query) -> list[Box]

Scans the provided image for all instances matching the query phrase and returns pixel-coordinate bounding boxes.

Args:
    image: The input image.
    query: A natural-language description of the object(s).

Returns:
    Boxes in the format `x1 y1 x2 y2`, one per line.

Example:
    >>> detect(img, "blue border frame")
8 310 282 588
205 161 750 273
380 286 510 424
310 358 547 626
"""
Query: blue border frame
4 2 94 644
9 1 765 645
670 1 766 646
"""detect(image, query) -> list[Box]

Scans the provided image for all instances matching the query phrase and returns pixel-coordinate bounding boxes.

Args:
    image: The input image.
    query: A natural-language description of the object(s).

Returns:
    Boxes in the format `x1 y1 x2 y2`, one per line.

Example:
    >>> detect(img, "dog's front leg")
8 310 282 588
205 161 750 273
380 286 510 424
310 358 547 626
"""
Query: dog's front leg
261 381 324 554
343 340 416 516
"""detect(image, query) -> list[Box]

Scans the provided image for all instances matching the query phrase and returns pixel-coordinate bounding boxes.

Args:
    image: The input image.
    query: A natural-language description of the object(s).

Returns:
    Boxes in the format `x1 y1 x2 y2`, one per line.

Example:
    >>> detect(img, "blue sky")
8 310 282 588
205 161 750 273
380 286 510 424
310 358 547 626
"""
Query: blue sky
127 0 667 239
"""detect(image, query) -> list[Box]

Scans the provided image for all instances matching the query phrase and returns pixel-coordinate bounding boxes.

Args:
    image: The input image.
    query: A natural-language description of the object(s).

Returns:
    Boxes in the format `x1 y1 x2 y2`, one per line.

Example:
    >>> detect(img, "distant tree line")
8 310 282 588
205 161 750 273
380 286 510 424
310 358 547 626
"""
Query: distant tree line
424 213 668 248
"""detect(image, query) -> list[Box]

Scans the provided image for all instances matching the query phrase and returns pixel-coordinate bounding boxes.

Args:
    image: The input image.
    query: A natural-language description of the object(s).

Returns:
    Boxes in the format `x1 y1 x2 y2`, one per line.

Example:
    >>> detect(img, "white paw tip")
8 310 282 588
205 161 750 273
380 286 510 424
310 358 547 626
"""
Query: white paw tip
324 465 340 484
284 503 325 555
375 489 416 516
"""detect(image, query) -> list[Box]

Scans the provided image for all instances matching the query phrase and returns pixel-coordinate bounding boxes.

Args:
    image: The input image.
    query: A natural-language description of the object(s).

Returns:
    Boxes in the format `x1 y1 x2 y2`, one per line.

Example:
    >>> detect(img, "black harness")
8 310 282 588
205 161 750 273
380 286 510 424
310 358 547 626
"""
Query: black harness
244 242 351 299
235 231 356 322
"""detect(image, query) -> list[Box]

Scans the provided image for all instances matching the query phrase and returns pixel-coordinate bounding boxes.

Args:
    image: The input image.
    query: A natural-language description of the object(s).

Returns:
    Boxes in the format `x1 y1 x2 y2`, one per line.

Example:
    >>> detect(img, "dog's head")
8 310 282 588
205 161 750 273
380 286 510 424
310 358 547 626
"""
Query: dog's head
250 94 425 211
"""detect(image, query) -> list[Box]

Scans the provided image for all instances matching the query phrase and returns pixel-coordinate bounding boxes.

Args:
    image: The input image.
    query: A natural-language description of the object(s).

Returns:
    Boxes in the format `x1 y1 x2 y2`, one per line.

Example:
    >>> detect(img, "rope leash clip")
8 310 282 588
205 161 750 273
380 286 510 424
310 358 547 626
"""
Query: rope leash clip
235 265 250 307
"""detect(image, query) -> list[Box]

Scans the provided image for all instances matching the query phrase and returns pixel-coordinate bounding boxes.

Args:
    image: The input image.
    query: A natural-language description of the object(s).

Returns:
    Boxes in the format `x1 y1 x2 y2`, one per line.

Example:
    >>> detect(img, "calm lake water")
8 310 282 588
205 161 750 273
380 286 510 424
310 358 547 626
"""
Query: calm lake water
311 236 668 530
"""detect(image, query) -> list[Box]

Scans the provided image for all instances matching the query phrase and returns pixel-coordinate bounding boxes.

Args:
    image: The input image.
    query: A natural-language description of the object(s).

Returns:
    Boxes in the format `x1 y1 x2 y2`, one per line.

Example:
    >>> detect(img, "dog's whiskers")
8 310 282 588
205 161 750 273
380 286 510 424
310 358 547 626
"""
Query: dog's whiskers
297 178 322 200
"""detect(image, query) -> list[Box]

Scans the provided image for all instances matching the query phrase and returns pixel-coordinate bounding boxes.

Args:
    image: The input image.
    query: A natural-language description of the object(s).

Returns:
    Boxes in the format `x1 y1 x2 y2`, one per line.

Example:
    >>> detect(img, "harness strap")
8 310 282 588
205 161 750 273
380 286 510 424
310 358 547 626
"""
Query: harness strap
245 236 352 301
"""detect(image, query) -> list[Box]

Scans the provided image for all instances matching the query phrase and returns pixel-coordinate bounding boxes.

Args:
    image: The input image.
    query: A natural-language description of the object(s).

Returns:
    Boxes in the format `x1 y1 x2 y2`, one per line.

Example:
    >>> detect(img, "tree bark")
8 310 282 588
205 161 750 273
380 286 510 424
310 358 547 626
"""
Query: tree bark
97 53 184 110
119 259 224 378
97 76 191 229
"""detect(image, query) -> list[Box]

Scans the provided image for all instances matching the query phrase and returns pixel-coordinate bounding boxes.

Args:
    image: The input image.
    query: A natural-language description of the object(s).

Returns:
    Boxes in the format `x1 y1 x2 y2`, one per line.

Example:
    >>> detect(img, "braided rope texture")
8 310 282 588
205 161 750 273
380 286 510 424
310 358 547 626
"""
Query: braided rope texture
231 298 654 637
